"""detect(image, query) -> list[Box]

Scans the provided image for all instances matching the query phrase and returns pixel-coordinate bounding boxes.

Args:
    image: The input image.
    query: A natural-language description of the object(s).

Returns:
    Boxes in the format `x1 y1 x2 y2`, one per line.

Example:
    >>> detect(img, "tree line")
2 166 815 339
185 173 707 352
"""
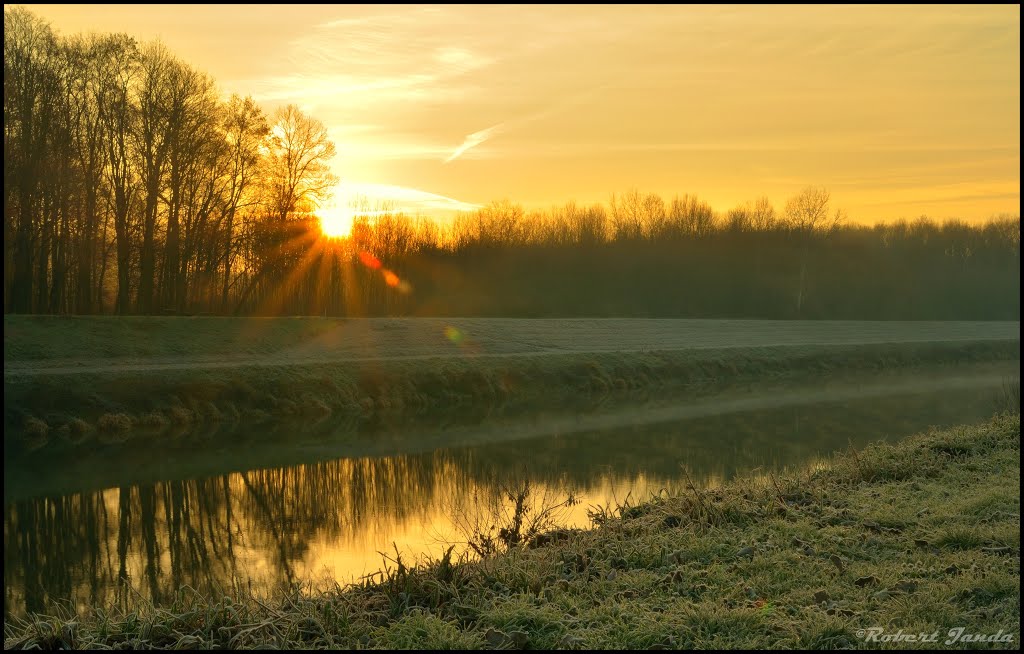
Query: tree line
353 195 1019 320
4 7 1020 320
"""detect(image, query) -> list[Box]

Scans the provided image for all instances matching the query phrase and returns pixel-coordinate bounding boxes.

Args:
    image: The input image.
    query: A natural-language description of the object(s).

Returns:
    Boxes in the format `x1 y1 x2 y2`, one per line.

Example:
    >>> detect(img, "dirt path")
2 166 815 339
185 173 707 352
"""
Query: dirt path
4 318 1019 378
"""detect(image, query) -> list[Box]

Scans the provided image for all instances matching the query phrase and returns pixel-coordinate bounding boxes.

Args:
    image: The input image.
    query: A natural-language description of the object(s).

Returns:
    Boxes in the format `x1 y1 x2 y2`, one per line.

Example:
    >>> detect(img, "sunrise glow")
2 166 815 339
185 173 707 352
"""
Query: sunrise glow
3 6 1019 644
317 201 353 239
20 4 1019 223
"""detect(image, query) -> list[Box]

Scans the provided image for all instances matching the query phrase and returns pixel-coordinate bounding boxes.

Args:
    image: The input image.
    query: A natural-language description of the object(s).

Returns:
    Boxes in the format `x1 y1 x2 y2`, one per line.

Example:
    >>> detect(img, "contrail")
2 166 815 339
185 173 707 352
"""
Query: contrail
443 85 613 164
444 123 504 164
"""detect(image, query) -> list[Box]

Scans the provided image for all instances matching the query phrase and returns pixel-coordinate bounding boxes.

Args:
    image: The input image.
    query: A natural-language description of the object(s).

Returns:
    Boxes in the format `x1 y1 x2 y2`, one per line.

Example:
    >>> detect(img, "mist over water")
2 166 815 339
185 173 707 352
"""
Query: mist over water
4 372 1007 618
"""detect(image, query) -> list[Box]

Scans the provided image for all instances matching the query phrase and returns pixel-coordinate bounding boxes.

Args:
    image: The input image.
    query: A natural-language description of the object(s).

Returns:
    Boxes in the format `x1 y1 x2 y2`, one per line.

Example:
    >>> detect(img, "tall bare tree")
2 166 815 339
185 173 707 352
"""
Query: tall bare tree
160 59 220 311
4 7 59 312
266 104 337 222
235 105 336 313
219 95 267 310
133 42 174 313
784 186 846 314
65 34 111 313
95 34 140 314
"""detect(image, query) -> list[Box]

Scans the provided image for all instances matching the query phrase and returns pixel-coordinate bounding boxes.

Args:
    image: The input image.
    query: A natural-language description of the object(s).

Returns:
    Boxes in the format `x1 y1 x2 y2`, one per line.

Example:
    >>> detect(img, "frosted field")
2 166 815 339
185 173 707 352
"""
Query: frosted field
4 317 1019 377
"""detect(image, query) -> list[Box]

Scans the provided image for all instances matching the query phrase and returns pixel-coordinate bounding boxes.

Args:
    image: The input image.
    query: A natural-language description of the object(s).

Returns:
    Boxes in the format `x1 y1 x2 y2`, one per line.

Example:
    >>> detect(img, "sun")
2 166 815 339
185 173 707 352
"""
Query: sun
317 203 353 238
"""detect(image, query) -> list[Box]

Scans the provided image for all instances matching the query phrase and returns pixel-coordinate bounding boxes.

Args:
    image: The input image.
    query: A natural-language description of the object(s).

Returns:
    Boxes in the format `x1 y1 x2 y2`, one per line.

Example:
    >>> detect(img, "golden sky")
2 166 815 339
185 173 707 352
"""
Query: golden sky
19 4 1022 223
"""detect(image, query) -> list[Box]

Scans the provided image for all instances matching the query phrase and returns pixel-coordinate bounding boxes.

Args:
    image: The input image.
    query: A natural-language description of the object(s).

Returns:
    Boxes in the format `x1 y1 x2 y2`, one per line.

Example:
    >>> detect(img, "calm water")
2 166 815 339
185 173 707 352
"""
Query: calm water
3 368 1010 618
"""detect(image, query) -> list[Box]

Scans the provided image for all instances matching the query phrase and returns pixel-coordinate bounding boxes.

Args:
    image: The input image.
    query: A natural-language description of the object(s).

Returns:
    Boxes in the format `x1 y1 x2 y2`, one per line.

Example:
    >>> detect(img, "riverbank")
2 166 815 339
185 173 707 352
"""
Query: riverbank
4 316 1020 453
2 368 1010 503
5 413 1019 649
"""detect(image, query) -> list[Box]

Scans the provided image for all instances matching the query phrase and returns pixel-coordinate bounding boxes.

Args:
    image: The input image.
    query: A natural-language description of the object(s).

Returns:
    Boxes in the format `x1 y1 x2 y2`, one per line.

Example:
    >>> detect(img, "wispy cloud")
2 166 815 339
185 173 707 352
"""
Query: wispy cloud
444 123 505 163
239 8 496 110
442 85 612 164
340 181 482 214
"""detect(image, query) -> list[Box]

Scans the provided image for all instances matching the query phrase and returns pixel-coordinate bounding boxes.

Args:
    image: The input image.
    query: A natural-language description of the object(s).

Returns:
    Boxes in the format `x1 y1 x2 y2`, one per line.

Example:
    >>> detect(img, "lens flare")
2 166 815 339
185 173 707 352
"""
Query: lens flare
444 326 464 344
356 250 413 294
359 251 382 270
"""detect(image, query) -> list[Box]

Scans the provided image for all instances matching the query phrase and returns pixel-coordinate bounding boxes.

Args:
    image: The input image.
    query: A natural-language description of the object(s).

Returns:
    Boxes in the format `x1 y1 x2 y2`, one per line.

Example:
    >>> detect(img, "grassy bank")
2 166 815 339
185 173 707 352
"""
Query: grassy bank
6 413 1019 649
5 337 1020 454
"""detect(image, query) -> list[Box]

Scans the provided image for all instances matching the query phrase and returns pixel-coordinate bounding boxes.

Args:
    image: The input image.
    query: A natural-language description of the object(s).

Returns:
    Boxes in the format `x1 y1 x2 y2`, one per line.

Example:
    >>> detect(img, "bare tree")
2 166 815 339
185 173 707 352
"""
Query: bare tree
133 42 174 313
234 105 336 313
750 196 777 231
160 59 220 311
65 34 112 313
4 7 60 312
475 199 525 246
609 189 645 240
667 194 717 237
783 186 847 314
95 34 140 314
784 186 843 234
219 95 268 310
727 196 778 233
561 201 607 245
266 104 337 222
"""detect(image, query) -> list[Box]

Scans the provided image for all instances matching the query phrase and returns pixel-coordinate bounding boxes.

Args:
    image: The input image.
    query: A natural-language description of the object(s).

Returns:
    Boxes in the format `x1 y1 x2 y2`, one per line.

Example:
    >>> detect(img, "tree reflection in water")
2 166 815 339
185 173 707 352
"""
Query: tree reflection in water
3 385 1000 618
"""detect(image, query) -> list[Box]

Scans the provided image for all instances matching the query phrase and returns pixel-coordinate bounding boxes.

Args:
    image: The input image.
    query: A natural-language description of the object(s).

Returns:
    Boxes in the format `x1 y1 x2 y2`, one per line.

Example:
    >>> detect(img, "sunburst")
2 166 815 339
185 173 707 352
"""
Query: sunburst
317 203 353 238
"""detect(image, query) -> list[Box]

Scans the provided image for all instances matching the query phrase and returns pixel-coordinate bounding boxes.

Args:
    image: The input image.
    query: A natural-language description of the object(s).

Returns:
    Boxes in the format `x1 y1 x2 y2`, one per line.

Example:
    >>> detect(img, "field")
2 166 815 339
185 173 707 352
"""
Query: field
5 316 1020 370
4 316 1019 454
6 413 1019 649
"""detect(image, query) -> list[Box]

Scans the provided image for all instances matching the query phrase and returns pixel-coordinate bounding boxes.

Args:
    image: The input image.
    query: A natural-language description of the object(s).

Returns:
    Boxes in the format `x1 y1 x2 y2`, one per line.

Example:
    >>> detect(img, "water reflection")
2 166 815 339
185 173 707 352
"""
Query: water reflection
3 382 1003 618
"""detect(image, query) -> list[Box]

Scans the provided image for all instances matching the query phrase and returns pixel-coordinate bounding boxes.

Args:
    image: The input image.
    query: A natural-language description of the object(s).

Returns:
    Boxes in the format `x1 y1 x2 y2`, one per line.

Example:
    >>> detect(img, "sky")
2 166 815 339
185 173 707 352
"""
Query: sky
17 4 1022 224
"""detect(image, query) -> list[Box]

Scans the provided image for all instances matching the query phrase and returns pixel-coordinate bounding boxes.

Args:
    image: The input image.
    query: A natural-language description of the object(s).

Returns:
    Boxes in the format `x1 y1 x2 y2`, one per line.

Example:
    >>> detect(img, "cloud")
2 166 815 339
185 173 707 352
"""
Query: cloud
444 123 505 163
238 8 496 110
340 181 482 214
442 85 613 164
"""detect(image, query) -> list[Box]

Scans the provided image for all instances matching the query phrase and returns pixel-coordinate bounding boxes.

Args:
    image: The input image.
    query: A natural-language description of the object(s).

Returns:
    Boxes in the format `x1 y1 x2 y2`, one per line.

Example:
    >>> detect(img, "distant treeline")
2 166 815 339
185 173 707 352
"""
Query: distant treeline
4 8 1020 319
357 198 1019 320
